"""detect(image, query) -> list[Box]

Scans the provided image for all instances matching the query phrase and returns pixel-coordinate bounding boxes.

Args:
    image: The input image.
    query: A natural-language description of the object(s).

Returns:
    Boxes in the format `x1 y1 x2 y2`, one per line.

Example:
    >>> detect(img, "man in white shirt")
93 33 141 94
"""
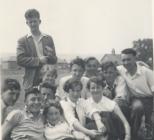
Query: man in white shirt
118 48 154 139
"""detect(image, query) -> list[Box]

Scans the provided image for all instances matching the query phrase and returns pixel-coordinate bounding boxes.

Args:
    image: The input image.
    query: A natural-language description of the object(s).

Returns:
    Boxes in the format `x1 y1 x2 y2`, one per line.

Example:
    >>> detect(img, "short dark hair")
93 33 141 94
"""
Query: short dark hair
101 61 117 72
84 57 100 66
43 68 57 79
121 48 137 56
25 87 40 101
43 101 63 123
87 76 106 90
39 81 56 93
63 78 83 93
2 78 20 93
25 9 40 19
70 57 85 70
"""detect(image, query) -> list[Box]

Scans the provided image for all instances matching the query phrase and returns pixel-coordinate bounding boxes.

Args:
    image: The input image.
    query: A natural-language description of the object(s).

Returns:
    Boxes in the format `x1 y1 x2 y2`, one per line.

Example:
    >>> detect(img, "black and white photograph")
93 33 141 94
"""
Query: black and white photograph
0 0 154 140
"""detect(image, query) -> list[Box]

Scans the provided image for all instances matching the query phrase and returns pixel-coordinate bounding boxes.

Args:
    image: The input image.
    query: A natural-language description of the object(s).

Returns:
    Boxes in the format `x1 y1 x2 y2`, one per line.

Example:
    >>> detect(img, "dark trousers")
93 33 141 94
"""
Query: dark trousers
130 97 153 139
86 112 125 140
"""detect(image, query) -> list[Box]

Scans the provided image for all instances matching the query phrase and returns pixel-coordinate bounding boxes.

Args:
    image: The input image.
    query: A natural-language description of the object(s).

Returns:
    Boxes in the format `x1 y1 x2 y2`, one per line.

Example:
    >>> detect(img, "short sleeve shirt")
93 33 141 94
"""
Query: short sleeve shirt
5 109 45 140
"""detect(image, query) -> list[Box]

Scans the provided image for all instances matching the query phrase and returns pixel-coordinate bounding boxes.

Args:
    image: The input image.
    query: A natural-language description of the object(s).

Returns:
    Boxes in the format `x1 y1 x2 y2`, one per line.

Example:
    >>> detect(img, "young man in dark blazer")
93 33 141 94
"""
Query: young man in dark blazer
17 9 57 92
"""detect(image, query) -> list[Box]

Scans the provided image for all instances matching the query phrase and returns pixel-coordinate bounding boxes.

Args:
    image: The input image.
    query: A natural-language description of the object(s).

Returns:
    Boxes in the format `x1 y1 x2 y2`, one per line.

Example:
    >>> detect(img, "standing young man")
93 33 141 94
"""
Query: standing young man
117 48 154 139
17 9 57 92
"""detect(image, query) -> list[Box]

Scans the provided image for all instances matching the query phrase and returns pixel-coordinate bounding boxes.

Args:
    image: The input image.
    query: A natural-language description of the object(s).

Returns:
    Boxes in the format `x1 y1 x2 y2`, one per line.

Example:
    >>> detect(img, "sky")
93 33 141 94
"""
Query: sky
0 0 153 61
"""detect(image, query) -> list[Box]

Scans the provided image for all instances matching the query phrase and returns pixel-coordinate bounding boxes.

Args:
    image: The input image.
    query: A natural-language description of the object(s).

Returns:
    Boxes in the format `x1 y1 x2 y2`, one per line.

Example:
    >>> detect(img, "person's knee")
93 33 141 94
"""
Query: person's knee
131 100 144 112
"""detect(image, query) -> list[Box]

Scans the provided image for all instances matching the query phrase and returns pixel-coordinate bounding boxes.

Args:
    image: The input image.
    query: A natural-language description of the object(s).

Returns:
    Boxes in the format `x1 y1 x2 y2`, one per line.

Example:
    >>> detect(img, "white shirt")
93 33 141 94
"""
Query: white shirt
117 64 154 97
60 98 86 127
84 96 116 119
27 32 47 57
56 75 90 99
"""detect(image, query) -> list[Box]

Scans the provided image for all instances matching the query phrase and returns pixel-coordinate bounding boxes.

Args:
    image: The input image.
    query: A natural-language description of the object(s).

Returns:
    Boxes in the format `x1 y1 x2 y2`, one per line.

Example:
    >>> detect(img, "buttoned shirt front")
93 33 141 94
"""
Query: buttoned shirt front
117 64 154 97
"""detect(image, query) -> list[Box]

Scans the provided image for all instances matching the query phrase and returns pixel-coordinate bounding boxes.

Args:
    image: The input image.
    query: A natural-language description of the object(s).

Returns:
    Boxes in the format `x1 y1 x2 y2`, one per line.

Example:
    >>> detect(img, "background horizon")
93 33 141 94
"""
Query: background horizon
0 0 152 60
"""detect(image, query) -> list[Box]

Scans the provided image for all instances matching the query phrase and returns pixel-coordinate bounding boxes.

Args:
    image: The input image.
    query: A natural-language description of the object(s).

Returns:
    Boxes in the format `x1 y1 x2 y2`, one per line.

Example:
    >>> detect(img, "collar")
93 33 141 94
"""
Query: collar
125 63 142 76
27 32 47 38
89 96 104 104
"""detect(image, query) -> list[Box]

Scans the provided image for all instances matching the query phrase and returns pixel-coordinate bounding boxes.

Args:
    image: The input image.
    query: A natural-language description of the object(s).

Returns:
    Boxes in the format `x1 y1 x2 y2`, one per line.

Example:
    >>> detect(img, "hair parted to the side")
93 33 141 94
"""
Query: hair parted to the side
121 48 137 56
87 76 106 90
25 9 40 19
101 61 117 72
63 78 83 93
70 57 85 70
1 78 21 93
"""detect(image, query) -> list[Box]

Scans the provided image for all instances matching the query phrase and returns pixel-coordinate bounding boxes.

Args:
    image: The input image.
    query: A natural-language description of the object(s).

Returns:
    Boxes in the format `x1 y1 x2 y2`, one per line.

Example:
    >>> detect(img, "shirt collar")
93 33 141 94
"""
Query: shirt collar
125 63 142 76
27 32 47 38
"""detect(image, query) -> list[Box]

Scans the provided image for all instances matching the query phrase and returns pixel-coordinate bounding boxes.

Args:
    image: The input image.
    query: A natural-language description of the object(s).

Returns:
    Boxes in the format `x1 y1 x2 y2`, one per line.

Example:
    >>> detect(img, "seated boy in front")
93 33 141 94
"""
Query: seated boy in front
2 88 45 140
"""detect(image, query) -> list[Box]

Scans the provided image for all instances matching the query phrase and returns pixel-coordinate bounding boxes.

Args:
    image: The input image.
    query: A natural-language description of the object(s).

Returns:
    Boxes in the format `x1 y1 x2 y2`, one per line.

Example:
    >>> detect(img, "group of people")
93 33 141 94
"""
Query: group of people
1 9 154 140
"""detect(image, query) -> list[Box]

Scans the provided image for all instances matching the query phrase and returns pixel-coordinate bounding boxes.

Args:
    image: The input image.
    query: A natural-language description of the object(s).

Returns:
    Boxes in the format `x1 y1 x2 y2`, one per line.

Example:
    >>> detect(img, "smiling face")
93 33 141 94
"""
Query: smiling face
2 89 20 106
103 66 117 84
89 82 103 102
71 64 84 80
121 53 136 72
25 93 42 114
46 106 61 125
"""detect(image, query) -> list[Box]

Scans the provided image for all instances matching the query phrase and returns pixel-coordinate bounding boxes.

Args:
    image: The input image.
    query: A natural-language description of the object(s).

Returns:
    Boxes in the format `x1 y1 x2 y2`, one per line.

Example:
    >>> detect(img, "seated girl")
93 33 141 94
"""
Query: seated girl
44 101 76 140
60 78 105 140
84 76 131 140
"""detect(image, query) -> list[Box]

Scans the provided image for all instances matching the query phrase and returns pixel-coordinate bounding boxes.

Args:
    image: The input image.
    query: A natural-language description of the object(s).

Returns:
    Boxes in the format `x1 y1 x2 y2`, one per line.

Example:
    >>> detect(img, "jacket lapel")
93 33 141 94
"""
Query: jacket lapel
27 37 38 57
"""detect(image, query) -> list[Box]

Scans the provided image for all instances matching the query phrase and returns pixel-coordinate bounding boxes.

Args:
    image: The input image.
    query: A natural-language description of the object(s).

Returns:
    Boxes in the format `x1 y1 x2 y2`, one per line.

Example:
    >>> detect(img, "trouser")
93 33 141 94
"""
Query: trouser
114 98 130 123
86 112 125 140
130 97 153 139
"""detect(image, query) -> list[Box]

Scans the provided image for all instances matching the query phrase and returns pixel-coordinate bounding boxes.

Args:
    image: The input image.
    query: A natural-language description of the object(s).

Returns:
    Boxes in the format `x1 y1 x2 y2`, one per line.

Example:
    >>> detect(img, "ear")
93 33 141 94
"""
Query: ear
39 19 41 24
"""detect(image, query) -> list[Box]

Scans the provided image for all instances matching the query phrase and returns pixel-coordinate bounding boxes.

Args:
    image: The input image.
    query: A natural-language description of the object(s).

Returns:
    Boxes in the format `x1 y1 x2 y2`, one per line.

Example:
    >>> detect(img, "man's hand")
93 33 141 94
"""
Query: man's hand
39 56 48 64
97 123 107 134
87 129 102 138
45 46 54 56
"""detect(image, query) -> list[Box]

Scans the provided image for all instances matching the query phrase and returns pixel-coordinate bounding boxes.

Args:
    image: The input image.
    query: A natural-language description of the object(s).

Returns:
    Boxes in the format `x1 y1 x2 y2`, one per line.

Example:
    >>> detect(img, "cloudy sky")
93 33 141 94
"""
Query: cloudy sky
0 0 152 60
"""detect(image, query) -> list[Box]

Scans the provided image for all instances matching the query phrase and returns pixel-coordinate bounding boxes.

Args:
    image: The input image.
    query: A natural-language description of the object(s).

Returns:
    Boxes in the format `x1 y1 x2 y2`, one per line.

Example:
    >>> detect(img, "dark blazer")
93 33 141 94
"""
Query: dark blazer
17 34 57 91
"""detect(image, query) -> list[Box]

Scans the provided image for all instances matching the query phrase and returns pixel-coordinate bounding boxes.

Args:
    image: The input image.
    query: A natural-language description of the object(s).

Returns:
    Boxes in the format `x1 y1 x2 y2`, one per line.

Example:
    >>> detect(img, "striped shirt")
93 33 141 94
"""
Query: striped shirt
5 109 45 140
